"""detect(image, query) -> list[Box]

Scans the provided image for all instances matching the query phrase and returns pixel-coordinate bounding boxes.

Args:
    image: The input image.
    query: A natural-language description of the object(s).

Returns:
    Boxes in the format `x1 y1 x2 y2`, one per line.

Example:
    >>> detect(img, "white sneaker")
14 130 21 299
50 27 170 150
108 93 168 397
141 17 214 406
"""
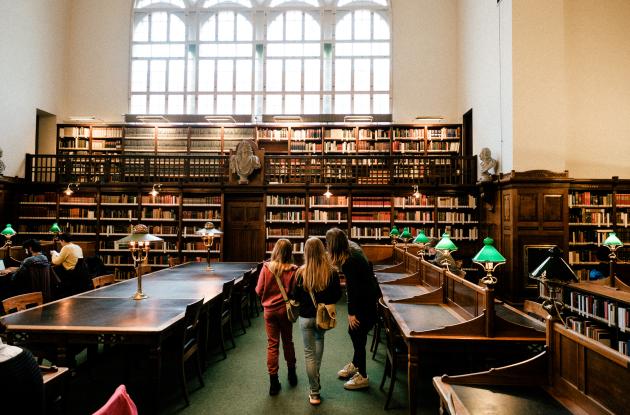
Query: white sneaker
337 362 358 379
344 372 369 390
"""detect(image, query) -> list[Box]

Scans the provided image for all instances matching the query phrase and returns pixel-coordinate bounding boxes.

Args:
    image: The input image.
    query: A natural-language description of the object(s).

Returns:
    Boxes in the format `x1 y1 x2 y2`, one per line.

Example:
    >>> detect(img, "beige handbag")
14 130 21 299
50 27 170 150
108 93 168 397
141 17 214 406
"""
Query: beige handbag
309 291 336 330
272 268 300 323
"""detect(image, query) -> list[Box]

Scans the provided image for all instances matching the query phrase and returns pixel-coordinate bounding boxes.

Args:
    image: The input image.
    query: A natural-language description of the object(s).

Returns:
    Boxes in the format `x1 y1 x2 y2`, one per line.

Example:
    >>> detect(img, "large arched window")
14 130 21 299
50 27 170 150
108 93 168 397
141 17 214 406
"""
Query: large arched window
130 0 390 115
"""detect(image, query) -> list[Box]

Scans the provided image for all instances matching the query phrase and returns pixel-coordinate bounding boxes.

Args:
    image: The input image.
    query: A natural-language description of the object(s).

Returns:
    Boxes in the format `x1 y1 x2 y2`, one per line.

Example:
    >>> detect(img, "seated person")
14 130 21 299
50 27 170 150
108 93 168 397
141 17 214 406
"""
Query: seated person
0 321 44 415
51 233 85 294
12 239 53 296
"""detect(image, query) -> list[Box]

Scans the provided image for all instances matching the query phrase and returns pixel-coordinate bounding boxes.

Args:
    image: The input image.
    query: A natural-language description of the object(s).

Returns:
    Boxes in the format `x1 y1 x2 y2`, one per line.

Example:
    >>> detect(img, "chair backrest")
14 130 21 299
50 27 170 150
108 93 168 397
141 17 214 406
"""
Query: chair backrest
92 274 116 289
221 279 235 315
24 263 59 303
92 384 138 415
523 300 549 322
379 297 401 353
182 298 204 349
2 292 44 314
72 257 92 292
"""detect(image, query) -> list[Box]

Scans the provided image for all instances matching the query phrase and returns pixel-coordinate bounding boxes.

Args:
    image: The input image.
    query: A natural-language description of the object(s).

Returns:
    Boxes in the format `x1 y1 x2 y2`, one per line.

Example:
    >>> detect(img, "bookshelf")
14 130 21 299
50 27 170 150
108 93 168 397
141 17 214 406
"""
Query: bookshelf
98 191 139 273
323 126 356 154
350 196 391 242
17 192 58 236
181 193 222 263
265 194 306 255
308 194 350 240
289 127 322 154
190 127 222 153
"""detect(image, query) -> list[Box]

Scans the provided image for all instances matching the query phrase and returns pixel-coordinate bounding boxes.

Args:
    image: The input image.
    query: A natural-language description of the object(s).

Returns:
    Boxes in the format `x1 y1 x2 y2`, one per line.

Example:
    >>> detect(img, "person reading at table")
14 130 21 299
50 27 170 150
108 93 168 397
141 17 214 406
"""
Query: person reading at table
51 233 85 294
0 321 44 415
326 228 379 391
292 237 342 405
255 238 298 396
12 239 53 296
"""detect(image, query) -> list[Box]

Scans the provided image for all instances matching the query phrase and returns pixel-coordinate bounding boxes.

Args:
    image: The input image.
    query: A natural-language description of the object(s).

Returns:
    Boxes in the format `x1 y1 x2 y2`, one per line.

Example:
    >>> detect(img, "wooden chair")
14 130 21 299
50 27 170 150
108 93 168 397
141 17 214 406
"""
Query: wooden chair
370 297 385 359
2 291 44 314
218 279 236 358
379 297 408 410
523 299 550 322
233 270 253 334
92 274 116 289
249 262 263 317
178 298 205 406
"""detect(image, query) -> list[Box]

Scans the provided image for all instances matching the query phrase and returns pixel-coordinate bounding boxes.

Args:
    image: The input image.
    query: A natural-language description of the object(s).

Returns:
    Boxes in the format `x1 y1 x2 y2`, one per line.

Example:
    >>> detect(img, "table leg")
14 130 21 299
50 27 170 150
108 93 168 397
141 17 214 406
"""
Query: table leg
148 344 162 415
408 342 419 415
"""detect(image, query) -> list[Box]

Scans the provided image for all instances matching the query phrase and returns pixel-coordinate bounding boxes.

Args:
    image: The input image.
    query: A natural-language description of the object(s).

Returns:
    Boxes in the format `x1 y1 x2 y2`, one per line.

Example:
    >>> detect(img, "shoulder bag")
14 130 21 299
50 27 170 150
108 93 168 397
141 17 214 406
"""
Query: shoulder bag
272 267 300 323
309 290 336 330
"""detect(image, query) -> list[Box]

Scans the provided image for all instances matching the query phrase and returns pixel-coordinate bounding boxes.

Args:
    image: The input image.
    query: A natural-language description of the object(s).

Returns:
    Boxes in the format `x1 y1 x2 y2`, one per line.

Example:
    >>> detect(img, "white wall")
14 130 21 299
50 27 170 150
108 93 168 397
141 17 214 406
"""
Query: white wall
392 0 458 123
0 0 70 177
564 0 630 179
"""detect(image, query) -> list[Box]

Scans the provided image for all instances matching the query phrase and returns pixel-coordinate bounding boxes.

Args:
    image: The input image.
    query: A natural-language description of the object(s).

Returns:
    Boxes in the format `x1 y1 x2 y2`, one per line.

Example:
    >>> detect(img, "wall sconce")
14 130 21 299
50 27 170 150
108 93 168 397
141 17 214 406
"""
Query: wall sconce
63 183 79 196
603 232 624 288
344 115 373 123
472 237 506 287
205 115 236 124
273 115 303 123
116 224 163 300
195 222 224 271
137 115 170 123
323 185 333 199
412 185 421 199
415 116 444 123
149 184 162 197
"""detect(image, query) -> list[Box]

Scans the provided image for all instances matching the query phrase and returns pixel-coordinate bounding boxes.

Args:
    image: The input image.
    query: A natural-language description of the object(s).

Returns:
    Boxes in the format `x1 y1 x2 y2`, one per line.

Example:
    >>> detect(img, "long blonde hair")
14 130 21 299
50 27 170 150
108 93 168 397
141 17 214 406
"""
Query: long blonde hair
299 237 333 292
268 238 293 275
326 227 350 268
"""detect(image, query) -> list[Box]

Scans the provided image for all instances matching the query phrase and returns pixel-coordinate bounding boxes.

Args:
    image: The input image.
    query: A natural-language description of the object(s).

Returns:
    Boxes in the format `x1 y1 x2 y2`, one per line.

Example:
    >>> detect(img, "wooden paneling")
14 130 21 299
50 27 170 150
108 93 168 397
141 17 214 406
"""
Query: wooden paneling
223 196 264 262
518 193 538 224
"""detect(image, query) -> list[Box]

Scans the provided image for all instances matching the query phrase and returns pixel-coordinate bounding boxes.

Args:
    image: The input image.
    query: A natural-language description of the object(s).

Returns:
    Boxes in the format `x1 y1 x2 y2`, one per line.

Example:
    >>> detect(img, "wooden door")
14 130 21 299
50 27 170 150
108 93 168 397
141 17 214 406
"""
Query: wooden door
223 196 264 262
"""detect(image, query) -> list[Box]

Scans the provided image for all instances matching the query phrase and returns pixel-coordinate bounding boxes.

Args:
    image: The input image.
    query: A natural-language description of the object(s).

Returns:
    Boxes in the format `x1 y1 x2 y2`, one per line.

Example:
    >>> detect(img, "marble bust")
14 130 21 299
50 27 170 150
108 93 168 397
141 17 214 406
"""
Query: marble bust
229 140 260 184
0 147 5 176
479 147 498 182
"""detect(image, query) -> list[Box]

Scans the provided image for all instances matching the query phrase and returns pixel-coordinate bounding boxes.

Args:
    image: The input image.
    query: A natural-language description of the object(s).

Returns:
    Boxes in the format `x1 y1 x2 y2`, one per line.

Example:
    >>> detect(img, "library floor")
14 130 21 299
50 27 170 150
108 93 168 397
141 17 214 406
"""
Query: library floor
63 302 439 415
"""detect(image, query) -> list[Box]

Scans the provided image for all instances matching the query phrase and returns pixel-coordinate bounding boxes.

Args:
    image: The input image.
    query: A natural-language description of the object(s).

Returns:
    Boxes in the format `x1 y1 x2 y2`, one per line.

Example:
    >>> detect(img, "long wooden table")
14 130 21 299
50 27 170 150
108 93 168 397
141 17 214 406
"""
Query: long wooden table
0 261 257 413
377 249 546 415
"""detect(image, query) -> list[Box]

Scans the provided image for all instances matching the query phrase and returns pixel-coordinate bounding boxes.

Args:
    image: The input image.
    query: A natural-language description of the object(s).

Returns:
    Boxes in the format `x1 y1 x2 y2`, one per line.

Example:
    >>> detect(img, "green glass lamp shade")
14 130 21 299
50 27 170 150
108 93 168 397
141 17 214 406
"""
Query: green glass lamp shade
603 232 623 248
414 230 430 244
435 232 457 252
473 237 506 264
400 227 412 240
49 223 62 233
530 246 578 285
1 224 16 238
389 226 400 237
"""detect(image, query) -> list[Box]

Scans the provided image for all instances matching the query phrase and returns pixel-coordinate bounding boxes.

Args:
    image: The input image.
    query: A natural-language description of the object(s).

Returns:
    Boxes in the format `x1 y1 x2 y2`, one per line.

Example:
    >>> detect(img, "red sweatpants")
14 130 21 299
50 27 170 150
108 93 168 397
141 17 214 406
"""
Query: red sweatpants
263 306 296 375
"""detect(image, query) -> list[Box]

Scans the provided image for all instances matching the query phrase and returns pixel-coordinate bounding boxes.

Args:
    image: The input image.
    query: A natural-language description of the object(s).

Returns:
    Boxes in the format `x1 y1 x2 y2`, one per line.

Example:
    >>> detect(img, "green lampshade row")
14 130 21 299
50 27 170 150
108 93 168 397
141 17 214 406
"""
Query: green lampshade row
473 238 506 263
1 224 16 237
390 226 400 237
414 230 430 244
435 233 457 251
49 223 62 233
603 232 623 247
400 227 412 239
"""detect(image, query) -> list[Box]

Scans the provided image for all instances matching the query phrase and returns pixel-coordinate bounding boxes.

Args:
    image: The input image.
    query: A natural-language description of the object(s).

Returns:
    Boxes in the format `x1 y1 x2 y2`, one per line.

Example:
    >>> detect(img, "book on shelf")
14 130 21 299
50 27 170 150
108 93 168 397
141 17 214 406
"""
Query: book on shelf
266 195 305 206
569 192 613 207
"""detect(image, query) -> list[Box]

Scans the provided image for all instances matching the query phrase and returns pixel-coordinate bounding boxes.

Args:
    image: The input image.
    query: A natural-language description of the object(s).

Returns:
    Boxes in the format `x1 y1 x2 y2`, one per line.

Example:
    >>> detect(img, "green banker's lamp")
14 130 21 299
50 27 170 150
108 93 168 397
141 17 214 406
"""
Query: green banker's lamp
529 246 578 324
116 224 163 300
603 232 624 288
399 227 413 252
472 237 506 287
196 222 223 271
1 224 16 250
414 229 430 258
389 225 400 245
435 232 458 271
49 223 62 243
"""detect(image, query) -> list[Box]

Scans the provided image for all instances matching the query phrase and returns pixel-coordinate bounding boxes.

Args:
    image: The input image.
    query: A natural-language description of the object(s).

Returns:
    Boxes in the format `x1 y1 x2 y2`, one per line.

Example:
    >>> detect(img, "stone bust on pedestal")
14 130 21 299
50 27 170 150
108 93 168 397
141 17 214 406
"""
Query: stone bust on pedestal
229 140 261 184
479 147 498 182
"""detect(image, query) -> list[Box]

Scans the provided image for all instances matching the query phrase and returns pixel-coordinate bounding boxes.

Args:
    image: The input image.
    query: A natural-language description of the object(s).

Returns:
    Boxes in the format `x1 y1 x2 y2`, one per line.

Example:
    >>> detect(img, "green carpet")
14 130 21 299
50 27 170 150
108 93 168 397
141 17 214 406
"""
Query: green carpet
64 300 439 414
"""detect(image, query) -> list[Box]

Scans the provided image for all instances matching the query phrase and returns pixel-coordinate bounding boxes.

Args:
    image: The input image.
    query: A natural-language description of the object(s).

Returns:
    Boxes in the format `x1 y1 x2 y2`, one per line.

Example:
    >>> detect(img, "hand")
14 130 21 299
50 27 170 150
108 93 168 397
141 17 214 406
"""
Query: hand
348 314 360 330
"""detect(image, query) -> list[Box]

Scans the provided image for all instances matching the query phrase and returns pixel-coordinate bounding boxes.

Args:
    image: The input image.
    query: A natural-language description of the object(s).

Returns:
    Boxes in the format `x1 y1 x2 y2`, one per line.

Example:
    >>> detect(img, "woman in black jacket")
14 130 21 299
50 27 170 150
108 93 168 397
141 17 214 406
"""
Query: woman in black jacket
292 237 342 405
326 227 379 390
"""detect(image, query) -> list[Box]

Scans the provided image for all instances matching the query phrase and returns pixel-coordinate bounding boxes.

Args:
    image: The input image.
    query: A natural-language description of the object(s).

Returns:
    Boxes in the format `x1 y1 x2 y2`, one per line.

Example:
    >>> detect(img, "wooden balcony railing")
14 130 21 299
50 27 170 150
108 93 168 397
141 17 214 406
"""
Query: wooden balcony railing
25 154 477 186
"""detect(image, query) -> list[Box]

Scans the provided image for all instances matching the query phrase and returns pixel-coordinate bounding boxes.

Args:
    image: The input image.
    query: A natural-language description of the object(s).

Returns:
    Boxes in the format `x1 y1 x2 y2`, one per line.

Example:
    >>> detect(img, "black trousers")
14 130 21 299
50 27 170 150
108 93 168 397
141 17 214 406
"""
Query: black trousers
348 316 375 377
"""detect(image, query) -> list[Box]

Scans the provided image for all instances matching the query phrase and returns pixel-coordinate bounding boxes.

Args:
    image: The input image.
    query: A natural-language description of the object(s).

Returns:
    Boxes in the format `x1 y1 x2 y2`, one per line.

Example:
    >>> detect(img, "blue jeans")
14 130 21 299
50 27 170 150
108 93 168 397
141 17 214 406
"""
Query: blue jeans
299 317 325 395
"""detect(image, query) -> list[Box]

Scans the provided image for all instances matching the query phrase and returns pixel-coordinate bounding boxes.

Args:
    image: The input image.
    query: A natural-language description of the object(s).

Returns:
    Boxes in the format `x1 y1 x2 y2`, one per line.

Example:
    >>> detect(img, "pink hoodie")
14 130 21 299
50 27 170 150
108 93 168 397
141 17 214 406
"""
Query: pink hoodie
255 262 298 311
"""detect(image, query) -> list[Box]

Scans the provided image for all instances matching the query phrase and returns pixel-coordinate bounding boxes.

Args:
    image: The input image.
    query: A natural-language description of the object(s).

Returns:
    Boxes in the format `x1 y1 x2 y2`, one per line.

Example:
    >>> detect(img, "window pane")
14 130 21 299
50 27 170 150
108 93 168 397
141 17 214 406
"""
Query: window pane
130 94 147 113
151 44 170 58
304 59 320 91
235 95 251 114
134 15 149 42
187 50 196 90
151 12 168 42
149 94 166 114
354 93 370 113
303 43 320 57
218 11 235 41
335 59 351 91
168 60 185 91
200 15 216 41
304 13 320 41
335 42 352 57
169 44 185 57
131 60 148 92
168 94 184 113
266 95 282 114
170 14 185 41
354 58 370 91
285 59 301 92
322 94 332 113
373 93 389 114
217 60 234 91
235 59 252 91
372 41 389 56
198 95 214 113
216 95 233 113
198 60 215 91
334 94 350 114
373 58 389 91
303 94 320 114
199 44 218 57
236 14 253 41
286 11 302 41
266 59 283 92
150 60 167 92
354 11 371 40
285 94 301 113
187 95 196 114
267 15 284 41
373 13 389 40
217 43 236 57
336 13 352 40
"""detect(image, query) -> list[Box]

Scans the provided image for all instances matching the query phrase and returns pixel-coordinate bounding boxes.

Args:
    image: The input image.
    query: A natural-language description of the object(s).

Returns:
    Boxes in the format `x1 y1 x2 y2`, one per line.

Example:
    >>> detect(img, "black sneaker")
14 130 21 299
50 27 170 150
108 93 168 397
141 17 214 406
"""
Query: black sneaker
288 367 298 386
269 374 281 396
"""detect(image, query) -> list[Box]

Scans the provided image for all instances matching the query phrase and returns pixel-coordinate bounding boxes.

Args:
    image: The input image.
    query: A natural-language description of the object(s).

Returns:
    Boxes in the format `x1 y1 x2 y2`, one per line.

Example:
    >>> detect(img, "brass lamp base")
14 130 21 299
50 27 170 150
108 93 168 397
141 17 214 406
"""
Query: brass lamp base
132 291 148 300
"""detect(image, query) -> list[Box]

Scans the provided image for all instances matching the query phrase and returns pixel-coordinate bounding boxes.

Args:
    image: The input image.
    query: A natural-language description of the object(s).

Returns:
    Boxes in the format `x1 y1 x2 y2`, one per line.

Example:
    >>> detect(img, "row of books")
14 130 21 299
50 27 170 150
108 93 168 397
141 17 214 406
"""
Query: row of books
569 230 611 244
266 228 304 237
141 208 177 219
394 211 433 222
258 129 288 139
265 241 304 253
436 212 476 223
267 212 304 221
569 192 613 207
350 226 389 239
310 211 347 222
357 142 390 152
292 129 322 140
325 129 355 139
437 227 478 241
617 194 630 206
309 196 348 206
157 128 188 138
183 195 221 205
392 128 425 139
568 250 601 264
59 126 90 138
60 196 96 204
18 206 56 217
353 197 391 207
566 316 611 346
392 142 424 152
358 129 388 140
351 212 391 221
428 128 459 138
92 127 124 138
568 291 618 327
141 195 179 204
182 210 220 219
324 142 356 152
569 209 611 226
393 196 434 208
429 142 460 152
266 195 306 206
60 208 96 219
436 195 476 208
290 142 321 152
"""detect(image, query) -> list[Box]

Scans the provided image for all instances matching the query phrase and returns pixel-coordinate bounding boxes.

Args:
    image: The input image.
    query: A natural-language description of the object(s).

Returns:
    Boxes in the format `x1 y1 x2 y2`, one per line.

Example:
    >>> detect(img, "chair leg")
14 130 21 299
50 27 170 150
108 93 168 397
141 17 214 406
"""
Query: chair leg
181 358 190 406
195 352 205 388
385 357 397 410
228 317 236 348
219 321 227 359
380 356 390 390
239 307 247 335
